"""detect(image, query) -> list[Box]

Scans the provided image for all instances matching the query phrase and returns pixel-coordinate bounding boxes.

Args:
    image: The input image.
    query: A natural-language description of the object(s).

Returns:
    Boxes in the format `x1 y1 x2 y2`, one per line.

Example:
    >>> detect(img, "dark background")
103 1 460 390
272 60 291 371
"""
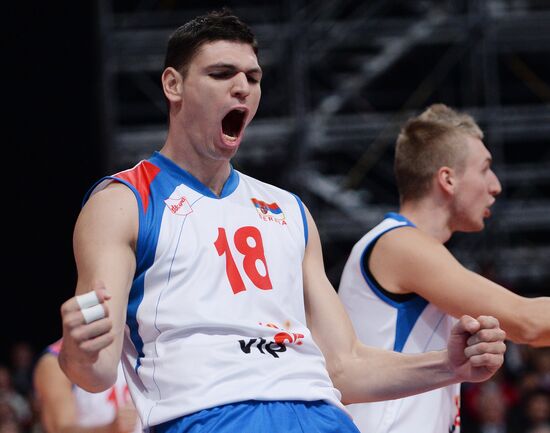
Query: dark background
4 2 100 362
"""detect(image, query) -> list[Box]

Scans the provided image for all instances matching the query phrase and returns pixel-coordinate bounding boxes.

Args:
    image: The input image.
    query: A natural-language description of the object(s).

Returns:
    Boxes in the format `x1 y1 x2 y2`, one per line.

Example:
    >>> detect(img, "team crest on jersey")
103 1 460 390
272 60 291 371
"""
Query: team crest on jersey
251 198 287 225
164 191 193 216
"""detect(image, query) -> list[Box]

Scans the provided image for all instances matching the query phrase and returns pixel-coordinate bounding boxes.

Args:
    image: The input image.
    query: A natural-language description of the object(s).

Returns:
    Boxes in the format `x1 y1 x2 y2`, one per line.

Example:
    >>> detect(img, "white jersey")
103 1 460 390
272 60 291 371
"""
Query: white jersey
87 152 344 428
74 364 139 430
338 213 460 433
46 340 141 432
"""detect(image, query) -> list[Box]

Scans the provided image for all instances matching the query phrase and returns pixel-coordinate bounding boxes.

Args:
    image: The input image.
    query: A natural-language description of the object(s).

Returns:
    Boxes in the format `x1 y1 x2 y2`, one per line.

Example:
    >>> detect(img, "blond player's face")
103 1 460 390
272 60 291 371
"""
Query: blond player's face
177 40 262 162
451 136 502 232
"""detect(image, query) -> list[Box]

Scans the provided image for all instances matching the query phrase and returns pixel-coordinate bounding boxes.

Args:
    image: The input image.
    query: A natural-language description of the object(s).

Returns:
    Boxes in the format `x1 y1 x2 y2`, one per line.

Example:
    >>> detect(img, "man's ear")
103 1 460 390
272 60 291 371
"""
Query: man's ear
162 67 183 103
436 166 456 195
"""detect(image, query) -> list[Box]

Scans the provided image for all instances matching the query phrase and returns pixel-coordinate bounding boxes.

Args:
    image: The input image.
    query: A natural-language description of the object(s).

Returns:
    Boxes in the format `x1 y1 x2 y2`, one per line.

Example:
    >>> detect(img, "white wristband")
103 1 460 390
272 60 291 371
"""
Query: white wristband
81 304 106 324
76 291 100 310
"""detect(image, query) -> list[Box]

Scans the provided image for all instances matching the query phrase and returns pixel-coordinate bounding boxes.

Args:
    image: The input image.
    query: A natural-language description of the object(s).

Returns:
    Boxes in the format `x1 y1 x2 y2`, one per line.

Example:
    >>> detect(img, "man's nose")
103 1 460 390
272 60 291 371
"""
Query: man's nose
490 170 502 196
231 72 250 99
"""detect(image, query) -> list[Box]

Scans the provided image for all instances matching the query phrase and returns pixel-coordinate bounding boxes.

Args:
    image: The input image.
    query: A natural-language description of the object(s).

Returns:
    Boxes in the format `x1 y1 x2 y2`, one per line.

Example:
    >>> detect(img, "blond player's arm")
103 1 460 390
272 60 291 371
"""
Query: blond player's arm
369 227 550 347
301 206 505 404
59 183 138 392
34 352 139 433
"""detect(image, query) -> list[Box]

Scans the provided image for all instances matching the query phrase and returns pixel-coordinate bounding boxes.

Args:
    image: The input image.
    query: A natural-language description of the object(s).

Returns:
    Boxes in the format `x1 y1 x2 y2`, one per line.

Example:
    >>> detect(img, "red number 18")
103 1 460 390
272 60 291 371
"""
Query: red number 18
214 226 273 294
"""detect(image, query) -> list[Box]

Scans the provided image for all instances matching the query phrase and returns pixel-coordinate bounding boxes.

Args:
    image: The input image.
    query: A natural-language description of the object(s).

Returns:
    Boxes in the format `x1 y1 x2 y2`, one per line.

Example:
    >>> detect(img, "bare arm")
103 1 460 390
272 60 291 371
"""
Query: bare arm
59 183 138 392
370 227 550 346
33 353 139 433
302 207 505 404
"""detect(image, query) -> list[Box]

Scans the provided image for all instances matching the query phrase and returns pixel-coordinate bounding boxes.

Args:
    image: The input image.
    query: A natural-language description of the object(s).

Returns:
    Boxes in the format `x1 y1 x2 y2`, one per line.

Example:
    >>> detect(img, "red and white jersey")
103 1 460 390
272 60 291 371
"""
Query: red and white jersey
46 340 141 432
338 213 460 433
86 152 343 428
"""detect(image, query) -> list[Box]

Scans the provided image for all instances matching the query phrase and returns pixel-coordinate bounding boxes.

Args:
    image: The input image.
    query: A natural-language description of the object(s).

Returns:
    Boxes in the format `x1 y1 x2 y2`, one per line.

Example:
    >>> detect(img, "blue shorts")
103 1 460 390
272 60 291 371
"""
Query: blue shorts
153 400 360 433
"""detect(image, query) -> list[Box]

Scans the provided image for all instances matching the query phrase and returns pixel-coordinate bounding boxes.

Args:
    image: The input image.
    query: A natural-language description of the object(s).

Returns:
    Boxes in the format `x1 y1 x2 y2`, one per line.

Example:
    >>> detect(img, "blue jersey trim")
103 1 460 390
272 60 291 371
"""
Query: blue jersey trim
359 213 428 352
82 176 138 208
384 212 413 225
128 169 174 372
393 297 429 352
82 178 101 207
150 152 239 199
291 193 308 246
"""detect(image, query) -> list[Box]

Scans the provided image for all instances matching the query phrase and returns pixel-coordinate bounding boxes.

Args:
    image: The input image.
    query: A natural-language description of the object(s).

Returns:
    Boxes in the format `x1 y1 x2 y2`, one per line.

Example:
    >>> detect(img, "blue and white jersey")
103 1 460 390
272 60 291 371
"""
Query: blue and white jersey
86 152 344 428
338 213 460 433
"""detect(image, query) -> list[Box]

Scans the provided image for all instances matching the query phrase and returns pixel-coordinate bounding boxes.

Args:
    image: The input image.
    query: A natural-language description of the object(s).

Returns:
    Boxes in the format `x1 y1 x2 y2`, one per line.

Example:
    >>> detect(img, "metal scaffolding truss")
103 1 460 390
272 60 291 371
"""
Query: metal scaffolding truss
98 0 550 292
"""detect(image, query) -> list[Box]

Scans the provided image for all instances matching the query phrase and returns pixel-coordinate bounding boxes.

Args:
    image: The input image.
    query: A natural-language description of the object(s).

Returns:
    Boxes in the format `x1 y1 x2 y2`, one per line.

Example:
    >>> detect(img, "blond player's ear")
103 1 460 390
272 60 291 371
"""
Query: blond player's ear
437 166 455 195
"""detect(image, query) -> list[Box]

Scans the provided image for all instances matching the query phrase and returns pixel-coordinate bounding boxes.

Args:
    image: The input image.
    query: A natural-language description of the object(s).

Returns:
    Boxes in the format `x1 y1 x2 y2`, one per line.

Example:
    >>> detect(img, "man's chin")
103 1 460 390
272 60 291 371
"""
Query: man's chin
471 220 485 232
460 220 485 233
209 143 239 161
219 146 239 160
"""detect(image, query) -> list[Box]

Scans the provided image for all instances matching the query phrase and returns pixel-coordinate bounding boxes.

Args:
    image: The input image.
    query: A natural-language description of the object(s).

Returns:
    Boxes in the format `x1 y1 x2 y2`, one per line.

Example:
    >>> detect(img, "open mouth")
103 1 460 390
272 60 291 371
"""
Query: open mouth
221 108 247 142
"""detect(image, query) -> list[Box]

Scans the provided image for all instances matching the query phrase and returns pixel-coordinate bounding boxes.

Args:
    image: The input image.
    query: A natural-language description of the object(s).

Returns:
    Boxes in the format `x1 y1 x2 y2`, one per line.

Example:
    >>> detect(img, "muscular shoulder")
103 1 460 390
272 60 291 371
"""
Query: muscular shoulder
76 181 139 248
370 226 455 294
376 225 442 256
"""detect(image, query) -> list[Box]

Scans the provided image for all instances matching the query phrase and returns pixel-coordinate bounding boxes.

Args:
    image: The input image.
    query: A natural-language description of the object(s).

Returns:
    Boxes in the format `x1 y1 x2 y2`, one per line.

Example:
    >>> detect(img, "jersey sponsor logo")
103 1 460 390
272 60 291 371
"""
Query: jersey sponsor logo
238 322 304 358
251 198 287 225
164 193 193 216
239 338 287 358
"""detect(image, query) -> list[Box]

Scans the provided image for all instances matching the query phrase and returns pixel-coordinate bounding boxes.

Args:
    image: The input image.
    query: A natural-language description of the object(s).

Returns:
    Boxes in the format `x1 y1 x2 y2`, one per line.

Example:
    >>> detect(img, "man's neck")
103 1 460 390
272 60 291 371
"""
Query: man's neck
399 199 453 243
160 141 232 198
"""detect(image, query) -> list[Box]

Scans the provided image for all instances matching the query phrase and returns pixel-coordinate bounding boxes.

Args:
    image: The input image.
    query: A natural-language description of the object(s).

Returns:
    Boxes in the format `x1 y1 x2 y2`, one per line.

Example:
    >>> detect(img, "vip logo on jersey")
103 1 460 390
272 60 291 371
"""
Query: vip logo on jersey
238 338 287 358
164 193 193 216
238 322 304 358
251 198 287 225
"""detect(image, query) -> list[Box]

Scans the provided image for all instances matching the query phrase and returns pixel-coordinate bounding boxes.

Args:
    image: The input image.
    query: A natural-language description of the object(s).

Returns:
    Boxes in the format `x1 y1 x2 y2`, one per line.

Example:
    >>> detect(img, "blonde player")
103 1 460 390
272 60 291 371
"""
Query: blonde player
338 103 550 433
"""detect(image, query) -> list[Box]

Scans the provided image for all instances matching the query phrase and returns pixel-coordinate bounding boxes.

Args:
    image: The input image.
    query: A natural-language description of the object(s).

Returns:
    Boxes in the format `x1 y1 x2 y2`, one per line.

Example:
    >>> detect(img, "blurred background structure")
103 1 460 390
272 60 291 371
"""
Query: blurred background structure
99 0 549 289
4 1 549 432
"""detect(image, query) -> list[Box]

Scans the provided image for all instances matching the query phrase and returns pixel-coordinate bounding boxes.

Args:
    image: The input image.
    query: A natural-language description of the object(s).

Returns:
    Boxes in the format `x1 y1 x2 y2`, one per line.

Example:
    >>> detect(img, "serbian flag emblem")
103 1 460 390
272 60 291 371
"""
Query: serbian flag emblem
251 198 286 222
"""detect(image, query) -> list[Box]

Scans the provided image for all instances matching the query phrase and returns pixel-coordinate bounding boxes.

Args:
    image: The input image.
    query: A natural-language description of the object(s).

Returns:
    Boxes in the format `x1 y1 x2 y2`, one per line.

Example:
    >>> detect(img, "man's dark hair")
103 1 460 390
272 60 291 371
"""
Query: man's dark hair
164 8 258 79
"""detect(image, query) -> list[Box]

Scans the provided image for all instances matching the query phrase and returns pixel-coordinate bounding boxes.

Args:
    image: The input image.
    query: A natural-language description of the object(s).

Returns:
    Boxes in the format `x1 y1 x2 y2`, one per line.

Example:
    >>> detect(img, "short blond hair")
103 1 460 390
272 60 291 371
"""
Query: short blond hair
394 104 484 202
